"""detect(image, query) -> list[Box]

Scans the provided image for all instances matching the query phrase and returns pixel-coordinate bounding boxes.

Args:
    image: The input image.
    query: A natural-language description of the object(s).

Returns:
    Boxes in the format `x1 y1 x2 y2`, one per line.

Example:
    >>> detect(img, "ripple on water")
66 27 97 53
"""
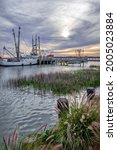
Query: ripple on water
0 86 58 137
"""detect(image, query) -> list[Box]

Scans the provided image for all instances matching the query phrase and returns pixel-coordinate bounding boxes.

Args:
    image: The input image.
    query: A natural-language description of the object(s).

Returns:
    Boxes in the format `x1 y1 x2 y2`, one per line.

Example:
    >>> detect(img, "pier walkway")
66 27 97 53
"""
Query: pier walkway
53 56 100 66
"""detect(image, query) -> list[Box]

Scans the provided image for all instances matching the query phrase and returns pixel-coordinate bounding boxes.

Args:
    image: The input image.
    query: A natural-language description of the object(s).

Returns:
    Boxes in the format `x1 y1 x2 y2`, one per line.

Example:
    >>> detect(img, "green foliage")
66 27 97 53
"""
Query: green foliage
8 69 100 95
21 128 62 150
58 98 100 150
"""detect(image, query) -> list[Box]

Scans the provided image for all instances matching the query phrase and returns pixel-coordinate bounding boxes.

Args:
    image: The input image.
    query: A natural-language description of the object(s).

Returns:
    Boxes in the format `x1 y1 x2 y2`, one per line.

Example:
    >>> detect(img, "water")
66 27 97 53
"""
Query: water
0 62 99 138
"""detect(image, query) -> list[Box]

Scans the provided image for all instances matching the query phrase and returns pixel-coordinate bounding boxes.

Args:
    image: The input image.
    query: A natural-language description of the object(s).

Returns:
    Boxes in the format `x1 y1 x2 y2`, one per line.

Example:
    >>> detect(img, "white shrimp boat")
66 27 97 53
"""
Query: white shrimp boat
0 27 40 67
0 56 38 66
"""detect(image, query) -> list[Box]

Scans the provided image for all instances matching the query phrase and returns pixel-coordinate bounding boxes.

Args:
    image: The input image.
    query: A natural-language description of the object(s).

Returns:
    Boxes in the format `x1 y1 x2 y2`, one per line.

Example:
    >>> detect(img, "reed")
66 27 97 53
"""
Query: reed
8 69 100 95
0 129 22 150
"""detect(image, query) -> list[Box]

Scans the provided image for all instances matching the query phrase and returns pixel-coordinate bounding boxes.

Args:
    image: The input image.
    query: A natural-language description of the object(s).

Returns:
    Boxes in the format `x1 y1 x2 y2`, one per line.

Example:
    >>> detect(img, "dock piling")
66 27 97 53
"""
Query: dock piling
87 87 95 100
57 98 69 118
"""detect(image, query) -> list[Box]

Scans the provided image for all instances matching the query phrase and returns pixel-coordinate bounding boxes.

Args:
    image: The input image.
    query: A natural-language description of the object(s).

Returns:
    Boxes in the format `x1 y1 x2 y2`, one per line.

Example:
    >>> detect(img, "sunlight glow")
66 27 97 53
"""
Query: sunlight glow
61 29 70 38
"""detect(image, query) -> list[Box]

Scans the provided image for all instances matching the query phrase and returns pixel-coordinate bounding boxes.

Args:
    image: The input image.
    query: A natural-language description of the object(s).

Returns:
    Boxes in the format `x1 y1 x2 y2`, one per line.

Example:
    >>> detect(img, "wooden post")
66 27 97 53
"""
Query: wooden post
87 87 95 100
80 62 81 67
57 98 69 118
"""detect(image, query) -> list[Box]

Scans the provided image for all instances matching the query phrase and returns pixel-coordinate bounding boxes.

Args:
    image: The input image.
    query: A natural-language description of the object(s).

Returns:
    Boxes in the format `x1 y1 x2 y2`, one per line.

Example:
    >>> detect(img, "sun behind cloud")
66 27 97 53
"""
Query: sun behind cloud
61 29 70 38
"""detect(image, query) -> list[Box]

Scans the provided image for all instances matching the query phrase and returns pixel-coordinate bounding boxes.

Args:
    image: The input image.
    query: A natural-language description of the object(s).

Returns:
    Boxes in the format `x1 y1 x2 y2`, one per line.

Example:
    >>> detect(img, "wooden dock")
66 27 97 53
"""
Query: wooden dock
53 56 100 66
36 56 100 66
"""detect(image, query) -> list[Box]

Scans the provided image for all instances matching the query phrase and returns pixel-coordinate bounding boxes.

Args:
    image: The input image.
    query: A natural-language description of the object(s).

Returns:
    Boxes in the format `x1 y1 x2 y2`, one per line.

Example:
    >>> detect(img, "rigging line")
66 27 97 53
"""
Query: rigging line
21 35 31 52
22 40 31 52
3 47 16 57
5 50 15 58
22 41 30 53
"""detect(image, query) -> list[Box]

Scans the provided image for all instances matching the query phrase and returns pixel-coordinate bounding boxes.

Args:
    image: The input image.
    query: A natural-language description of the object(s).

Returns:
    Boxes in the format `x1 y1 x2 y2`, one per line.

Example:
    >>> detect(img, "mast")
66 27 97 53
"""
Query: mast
12 29 17 57
12 27 21 60
32 34 40 55
17 26 21 60
32 35 34 52
38 36 40 56
35 35 37 54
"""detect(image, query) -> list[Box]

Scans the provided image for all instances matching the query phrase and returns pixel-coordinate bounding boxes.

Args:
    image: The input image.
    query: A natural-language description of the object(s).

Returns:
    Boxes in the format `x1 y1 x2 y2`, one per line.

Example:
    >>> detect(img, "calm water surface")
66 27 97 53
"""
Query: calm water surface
0 62 99 138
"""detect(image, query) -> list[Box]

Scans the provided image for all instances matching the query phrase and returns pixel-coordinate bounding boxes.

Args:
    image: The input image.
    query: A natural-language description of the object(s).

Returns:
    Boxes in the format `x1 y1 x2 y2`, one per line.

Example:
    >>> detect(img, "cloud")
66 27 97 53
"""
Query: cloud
52 43 100 56
0 0 100 56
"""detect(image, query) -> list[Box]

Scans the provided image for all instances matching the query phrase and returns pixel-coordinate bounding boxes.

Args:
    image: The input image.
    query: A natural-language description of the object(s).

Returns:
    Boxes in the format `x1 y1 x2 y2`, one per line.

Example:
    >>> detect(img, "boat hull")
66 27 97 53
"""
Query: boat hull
0 58 38 67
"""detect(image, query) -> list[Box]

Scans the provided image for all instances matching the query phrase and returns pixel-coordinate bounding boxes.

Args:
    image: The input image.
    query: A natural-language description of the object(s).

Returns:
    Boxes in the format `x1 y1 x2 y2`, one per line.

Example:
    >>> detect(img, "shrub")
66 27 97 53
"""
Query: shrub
58 97 100 150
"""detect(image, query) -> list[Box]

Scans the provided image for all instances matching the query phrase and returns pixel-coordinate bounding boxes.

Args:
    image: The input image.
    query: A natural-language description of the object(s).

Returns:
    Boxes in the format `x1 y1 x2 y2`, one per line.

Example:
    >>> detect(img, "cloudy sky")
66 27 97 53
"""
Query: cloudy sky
0 0 100 56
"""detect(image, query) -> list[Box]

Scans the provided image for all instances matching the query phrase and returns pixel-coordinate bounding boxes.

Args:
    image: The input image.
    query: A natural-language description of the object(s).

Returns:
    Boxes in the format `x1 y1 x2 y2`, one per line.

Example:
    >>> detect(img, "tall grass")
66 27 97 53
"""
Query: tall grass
0 129 22 150
7 69 100 95
1 96 99 150
58 96 100 150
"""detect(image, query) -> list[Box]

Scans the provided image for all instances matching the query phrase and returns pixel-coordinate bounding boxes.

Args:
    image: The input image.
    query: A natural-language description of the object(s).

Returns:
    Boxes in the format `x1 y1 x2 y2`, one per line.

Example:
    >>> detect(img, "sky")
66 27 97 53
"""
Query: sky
0 0 100 57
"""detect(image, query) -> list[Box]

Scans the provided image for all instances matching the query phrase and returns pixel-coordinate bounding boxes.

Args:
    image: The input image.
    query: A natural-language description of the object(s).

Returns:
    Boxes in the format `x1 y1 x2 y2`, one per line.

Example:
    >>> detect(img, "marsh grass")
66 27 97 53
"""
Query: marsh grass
89 65 100 69
7 69 100 95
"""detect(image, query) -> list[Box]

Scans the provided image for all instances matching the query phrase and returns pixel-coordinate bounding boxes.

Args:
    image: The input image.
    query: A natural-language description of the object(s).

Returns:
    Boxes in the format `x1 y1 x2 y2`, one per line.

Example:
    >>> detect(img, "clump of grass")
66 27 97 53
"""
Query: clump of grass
22 129 62 150
22 96 100 150
0 96 100 150
58 96 100 150
7 69 100 95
